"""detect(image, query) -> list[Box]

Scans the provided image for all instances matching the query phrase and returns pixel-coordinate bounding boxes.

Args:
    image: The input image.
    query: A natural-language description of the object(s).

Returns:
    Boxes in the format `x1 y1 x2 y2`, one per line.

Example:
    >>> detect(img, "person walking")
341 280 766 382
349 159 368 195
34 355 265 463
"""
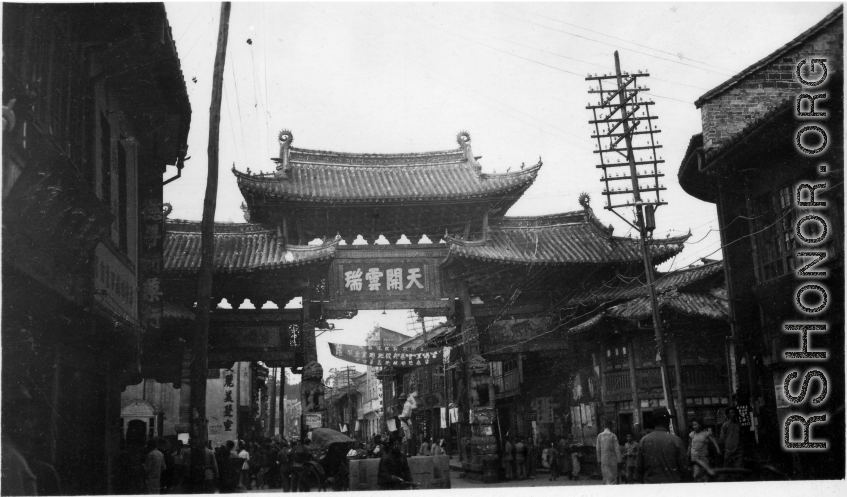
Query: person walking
278 440 291 492
569 446 581 480
160 439 175 493
719 407 743 469
546 442 560 481
596 421 622 484
514 438 527 480
144 438 166 495
623 434 640 484
635 408 689 484
237 441 251 490
203 444 219 494
526 439 538 480
689 418 721 479
557 437 572 480
502 437 514 480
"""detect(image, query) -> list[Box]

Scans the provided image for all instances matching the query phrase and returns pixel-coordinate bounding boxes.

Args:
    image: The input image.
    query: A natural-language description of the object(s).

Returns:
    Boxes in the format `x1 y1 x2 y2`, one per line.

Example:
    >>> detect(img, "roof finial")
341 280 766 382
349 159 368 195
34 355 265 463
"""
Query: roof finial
276 129 294 178
578 192 591 209
278 129 294 146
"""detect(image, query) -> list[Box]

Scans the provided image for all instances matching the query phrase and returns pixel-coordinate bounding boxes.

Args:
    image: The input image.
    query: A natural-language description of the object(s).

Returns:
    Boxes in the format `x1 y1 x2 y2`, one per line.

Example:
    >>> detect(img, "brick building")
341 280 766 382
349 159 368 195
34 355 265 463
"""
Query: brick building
678 6 843 478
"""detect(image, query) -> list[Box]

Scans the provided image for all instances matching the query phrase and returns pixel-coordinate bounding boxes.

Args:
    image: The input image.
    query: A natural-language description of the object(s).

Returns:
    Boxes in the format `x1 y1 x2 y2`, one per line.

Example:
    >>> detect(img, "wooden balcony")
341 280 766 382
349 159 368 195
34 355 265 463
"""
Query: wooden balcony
603 365 726 400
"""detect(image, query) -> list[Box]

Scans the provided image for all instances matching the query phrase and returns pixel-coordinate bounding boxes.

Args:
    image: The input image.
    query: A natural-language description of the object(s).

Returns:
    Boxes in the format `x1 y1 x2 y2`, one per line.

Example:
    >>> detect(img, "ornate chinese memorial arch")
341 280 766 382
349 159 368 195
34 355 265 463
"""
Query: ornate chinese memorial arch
157 131 688 482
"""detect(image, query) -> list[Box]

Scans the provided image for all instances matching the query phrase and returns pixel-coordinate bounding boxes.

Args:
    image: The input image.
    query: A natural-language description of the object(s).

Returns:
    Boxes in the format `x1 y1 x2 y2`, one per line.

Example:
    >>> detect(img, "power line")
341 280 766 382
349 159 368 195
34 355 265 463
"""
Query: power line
227 41 250 168
222 83 244 168
408 5 711 93
501 4 733 72
488 7 736 77
174 7 204 45
677 180 844 268
395 5 695 106
311 4 592 152
263 3 272 164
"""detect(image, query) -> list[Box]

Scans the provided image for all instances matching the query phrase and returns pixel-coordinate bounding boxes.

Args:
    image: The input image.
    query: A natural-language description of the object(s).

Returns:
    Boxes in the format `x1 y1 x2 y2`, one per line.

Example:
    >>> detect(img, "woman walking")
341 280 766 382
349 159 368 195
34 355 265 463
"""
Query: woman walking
689 419 720 479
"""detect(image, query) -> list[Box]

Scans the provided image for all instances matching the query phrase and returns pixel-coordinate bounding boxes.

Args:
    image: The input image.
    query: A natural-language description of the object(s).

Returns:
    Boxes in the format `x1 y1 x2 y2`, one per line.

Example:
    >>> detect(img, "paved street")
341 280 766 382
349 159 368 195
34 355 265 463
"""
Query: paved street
449 471 602 489
243 470 601 492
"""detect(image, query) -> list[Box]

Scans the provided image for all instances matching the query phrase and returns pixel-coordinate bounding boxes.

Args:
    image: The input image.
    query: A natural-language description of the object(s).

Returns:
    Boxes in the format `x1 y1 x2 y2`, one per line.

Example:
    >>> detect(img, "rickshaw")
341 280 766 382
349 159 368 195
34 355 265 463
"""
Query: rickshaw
293 428 355 492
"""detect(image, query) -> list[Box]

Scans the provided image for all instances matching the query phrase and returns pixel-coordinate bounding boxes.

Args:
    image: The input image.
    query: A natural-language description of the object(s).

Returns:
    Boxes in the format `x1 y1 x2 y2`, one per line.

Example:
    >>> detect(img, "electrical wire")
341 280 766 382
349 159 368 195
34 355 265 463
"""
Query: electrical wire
500 3 733 72
488 6 736 77
309 4 593 151
227 40 250 169
408 4 712 92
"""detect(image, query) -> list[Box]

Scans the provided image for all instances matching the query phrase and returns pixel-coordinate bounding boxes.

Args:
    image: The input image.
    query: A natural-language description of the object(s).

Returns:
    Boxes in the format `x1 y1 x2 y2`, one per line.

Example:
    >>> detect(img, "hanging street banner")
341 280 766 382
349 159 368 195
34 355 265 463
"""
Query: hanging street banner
329 343 444 368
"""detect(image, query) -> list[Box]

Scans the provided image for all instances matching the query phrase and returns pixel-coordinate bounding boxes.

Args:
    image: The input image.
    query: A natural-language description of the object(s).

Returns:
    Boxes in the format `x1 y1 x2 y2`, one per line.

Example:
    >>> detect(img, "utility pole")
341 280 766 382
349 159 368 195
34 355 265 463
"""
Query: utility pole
268 367 277 439
279 368 289 439
585 51 681 435
188 2 231 491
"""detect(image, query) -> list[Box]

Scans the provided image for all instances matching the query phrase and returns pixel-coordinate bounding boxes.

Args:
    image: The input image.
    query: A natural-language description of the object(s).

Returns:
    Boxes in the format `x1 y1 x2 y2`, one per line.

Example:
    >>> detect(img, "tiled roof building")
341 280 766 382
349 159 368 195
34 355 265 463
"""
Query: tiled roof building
443 209 688 267
164 220 337 273
235 131 542 242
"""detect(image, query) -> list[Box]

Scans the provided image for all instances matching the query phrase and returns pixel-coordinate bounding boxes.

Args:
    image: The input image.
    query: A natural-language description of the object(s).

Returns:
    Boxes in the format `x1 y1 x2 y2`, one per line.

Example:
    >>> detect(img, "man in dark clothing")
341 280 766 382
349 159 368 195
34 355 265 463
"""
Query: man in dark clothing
290 438 313 492
277 441 291 491
719 407 744 468
378 437 413 490
514 438 527 480
635 408 689 484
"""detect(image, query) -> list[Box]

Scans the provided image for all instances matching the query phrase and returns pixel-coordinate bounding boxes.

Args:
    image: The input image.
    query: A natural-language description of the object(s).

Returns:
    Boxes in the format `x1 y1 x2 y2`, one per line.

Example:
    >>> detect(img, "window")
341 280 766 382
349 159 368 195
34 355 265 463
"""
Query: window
605 344 628 370
100 113 111 206
753 184 805 281
117 142 128 249
640 335 657 368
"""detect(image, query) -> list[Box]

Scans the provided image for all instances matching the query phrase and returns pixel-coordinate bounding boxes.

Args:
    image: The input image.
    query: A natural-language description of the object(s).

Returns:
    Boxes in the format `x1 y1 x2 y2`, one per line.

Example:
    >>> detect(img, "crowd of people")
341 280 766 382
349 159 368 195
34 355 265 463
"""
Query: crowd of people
499 435 582 482
496 406 745 485
592 406 745 485
115 429 444 493
114 435 318 494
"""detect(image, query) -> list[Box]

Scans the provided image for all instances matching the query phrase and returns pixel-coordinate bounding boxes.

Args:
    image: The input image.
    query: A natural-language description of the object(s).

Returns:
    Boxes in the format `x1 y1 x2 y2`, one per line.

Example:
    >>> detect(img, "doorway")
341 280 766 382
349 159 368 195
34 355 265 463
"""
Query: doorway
641 410 655 430
126 419 147 448
618 413 633 439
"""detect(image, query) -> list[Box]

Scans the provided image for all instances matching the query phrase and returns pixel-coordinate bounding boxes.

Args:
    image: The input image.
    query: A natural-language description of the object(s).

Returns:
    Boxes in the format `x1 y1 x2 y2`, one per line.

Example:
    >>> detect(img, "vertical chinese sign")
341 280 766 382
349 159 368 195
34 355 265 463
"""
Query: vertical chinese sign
139 199 167 332
223 366 236 434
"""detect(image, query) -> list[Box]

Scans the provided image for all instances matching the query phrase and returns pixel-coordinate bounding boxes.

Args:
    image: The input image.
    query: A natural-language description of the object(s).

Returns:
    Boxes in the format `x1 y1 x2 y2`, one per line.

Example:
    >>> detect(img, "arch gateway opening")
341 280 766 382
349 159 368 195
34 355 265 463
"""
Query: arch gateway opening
143 130 716 482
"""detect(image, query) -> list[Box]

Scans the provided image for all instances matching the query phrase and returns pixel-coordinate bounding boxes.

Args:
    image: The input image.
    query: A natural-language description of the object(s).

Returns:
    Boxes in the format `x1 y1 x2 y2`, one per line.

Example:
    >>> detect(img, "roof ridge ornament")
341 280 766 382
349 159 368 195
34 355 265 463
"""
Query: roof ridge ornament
456 130 481 174
275 129 294 179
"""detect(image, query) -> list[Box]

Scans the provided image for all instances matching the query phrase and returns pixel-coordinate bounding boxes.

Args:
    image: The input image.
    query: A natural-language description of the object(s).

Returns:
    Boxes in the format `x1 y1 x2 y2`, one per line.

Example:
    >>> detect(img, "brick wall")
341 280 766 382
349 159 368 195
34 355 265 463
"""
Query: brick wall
700 17 843 154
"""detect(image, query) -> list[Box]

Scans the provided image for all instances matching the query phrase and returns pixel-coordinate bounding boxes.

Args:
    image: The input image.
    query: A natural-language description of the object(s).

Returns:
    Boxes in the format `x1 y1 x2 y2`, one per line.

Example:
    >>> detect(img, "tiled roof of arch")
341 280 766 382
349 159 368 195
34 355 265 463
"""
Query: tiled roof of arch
442 209 689 266
164 220 337 273
234 146 542 203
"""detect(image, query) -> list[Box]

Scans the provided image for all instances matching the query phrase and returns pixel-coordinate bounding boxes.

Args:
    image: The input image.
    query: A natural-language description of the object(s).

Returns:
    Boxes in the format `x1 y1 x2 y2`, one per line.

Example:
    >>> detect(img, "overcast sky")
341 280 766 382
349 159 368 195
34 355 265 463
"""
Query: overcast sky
162 2 839 378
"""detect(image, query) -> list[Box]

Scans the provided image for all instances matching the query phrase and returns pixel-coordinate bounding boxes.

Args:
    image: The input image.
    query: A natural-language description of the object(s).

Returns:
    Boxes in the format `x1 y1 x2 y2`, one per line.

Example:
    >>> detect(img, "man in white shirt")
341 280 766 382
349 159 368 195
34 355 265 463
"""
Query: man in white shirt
238 441 251 490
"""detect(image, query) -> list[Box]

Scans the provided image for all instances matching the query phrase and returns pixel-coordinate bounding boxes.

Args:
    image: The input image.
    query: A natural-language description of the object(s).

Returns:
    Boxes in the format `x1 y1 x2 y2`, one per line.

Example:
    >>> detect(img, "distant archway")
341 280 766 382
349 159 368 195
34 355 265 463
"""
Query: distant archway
126 419 147 448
